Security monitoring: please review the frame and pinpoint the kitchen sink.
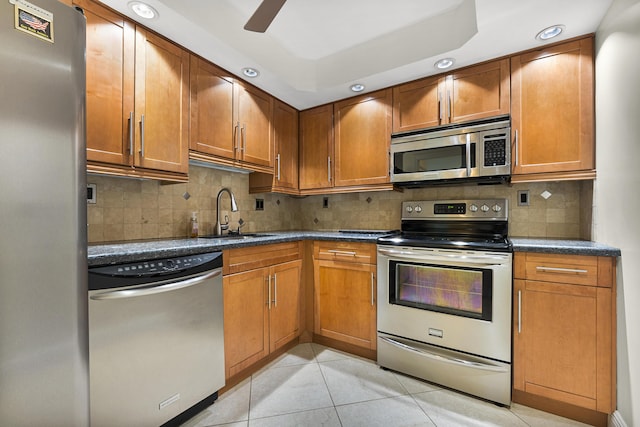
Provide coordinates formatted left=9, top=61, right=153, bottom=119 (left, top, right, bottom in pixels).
left=199, top=233, right=273, bottom=240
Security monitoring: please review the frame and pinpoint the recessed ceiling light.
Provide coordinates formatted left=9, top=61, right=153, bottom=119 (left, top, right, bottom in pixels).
left=536, top=25, right=565, bottom=41
left=350, top=83, right=365, bottom=93
left=242, top=67, right=260, bottom=78
left=128, top=1, right=158, bottom=19
left=434, top=58, right=455, bottom=70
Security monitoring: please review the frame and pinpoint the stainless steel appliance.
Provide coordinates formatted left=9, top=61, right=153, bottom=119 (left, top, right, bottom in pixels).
left=0, top=1, right=88, bottom=425
left=88, top=251, right=225, bottom=427
left=377, top=199, right=513, bottom=405
left=390, top=117, right=511, bottom=186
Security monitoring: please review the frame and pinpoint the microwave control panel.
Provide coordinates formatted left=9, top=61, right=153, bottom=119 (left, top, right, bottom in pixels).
left=483, top=137, right=508, bottom=167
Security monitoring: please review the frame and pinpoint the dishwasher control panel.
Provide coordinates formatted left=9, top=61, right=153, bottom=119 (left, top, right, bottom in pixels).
left=89, top=251, right=223, bottom=290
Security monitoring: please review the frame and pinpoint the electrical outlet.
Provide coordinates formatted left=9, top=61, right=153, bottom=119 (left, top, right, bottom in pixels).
left=255, top=199, right=264, bottom=211
left=323, top=197, right=329, bottom=208
left=517, top=190, right=529, bottom=206
left=87, top=184, right=96, bottom=204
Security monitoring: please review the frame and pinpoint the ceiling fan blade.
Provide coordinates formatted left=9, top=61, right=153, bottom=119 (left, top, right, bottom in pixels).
left=244, top=0, right=287, bottom=33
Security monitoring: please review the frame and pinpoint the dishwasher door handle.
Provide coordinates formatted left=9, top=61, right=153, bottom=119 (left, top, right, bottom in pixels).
left=90, top=269, right=222, bottom=300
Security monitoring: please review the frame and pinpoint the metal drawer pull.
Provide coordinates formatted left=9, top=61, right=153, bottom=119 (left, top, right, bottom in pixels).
left=536, top=266, right=588, bottom=274
left=379, top=336, right=508, bottom=373
left=327, top=250, right=357, bottom=256
left=90, top=269, right=221, bottom=300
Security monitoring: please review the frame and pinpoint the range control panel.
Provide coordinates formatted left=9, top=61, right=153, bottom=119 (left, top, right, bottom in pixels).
left=402, top=199, right=508, bottom=221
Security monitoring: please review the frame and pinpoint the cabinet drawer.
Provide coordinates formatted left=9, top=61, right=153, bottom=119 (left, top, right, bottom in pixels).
left=314, top=241, right=376, bottom=264
left=224, top=241, right=302, bottom=275
left=517, top=253, right=598, bottom=286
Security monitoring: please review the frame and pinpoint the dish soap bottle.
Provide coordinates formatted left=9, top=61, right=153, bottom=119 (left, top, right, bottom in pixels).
left=189, top=211, right=199, bottom=238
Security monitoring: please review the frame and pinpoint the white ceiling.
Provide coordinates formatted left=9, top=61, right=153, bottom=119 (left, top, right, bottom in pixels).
left=97, top=0, right=612, bottom=110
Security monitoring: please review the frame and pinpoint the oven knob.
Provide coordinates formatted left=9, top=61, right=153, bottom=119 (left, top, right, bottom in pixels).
left=469, top=204, right=478, bottom=212
left=492, top=204, right=502, bottom=212
left=406, top=206, right=413, bottom=213
left=415, top=206, right=422, bottom=213
left=481, top=204, right=490, bottom=212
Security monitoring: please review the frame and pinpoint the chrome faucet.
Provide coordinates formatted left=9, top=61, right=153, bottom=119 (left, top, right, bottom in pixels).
left=214, top=188, right=238, bottom=235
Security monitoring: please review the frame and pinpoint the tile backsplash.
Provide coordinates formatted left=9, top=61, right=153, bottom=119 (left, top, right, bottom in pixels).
left=87, top=165, right=592, bottom=243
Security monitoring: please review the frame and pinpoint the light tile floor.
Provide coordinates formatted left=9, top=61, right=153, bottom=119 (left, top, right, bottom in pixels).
left=182, top=343, right=593, bottom=427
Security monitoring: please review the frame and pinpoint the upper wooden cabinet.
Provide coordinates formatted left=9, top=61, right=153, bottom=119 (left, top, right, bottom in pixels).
left=189, top=63, right=274, bottom=173
left=299, top=90, right=393, bottom=194
left=78, top=0, right=189, bottom=180
left=510, top=37, right=595, bottom=181
left=189, top=56, right=235, bottom=160
left=392, top=59, right=510, bottom=133
left=249, top=100, right=298, bottom=194
left=299, top=104, right=334, bottom=191
left=334, top=89, right=393, bottom=187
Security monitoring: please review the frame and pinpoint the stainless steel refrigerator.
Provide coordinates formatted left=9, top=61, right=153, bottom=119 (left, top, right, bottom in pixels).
left=0, top=1, right=88, bottom=426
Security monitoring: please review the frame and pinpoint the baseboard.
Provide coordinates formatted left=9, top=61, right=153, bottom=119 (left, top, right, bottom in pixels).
left=610, top=410, right=628, bottom=427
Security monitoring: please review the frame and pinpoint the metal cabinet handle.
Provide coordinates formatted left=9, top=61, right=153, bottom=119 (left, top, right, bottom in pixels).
left=438, top=94, right=443, bottom=123
left=273, top=274, right=277, bottom=307
left=327, top=156, right=332, bottom=183
left=514, top=129, right=519, bottom=167
left=139, top=114, right=145, bottom=157
left=234, top=121, right=240, bottom=154
left=327, top=250, right=357, bottom=256
left=128, top=111, right=134, bottom=155
left=371, top=272, right=375, bottom=306
left=379, top=335, right=509, bottom=373
left=536, top=266, right=589, bottom=274
left=276, top=153, right=281, bottom=181
left=90, top=269, right=221, bottom=300
left=267, top=274, right=271, bottom=309
left=447, top=90, right=452, bottom=121
left=241, top=124, right=246, bottom=152
left=518, top=289, right=522, bottom=334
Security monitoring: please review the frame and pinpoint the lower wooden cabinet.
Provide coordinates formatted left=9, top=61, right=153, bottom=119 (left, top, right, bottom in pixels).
left=313, top=242, right=377, bottom=350
left=513, top=252, right=616, bottom=425
left=223, top=242, right=302, bottom=379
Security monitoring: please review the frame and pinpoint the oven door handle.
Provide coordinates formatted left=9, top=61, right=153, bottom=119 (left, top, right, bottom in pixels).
left=379, top=336, right=509, bottom=373
left=90, top=269, right=221, bottom=300
left=377, top=248, right=508, bottom=265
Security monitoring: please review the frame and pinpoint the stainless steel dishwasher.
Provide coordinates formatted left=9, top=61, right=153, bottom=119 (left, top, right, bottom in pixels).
left=88, top=251, right=224, bottom=427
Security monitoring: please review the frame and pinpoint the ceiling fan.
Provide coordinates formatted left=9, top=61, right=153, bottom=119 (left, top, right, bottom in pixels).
left=244, top=0, right=287, bottom=33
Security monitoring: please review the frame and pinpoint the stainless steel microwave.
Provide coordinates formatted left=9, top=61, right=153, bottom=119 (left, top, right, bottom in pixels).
left=390, top=117, right=511, bottom=186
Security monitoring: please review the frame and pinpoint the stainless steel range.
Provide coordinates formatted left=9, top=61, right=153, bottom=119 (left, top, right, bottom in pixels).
left=377, top=199, right=512, bottom=406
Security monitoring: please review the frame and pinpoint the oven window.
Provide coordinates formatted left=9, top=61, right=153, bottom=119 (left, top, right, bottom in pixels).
left=389, top=261, right=492, bottom=321
left=393, top=144, right=476, bottom=174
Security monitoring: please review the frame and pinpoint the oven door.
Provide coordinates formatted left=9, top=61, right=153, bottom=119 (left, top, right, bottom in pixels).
left=377, top=245, right=512, bottom=363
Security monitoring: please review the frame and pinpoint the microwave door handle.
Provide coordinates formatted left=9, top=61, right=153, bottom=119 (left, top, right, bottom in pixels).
left=466, top=133, right=472, bottom=176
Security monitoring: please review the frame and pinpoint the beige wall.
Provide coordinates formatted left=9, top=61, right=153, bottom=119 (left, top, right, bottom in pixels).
left=88, top=165, right=592, bottom=243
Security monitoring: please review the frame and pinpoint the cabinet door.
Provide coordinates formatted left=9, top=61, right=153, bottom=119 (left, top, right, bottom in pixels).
left=78, top=0, right=134, bottom=165
left=513, top=279, right=611, bottom=411
left=314, top=260, right=376, bottom=350
left=334, top=89, right=392, bottom=187
left=272, top=100, right=299, bottom=192
left=511, top=38, right=594, bottom=177
left=189, top=56, right=235, bottom=159
left=392, top=75, right=442, bottom=133
left=235, top=83, right=273, bottom=167
left=269, top=260, right=302, bottom=352
left=446, top=59, right=510, bottom=124
left=223, top=268, right=269, bottom=379
left=299, top=104, right=334, bottom=190
left=134, top=28, right=190, bottom=174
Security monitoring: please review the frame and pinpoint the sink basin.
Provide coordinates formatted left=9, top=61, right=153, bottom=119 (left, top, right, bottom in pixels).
left=199, top=233, right=273, bottom=240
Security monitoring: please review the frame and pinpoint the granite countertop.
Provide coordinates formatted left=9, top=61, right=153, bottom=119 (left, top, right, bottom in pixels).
left=510, top=237, right=621, bottom=257
left=88, top=231, right=621, bottom=266
left=88, top=230, right=395, bottom=266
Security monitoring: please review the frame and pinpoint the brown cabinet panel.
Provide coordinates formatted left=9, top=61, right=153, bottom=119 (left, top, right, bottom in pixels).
left=334, top=89, right=392, bottom=187
left=392, top=76, right=441, bottom=133
left=189, top=56, right=235, bottom=159
left=134, top=29, right=190, bottom=174
left=269, top=260, right=302, bottom=352
left=78, top=0, right=134, bottom=165
left=235, top=83, right=273, bottom=167
left=511, top=37, right=594, bottom=178
left=513, top=252, right=615, bottom=421
left=299, top=104, right=334, bottom=190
